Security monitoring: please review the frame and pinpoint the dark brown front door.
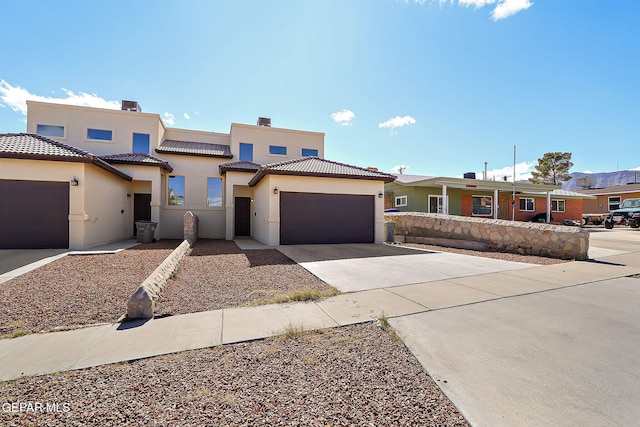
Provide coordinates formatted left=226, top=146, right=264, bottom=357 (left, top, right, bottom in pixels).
left=280, top=192, right=374, bottom=245
left=133, top=193, right=152, bottom=236
left=235, top=197, right=251, bottom=237
left=0, top=180, right=69, bottom=249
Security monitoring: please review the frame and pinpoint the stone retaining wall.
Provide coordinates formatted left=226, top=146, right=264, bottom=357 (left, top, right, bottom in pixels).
left=127, top=239, right=191, bottom=319
left=385, top=212, right=589, bottom=260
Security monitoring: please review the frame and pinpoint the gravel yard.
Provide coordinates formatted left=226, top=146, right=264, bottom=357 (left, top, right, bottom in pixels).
left=0, top=323, right=469, bottom=426
left=157, top=240, right=334, bottom=315
left=0, top=241, right=180, bottom=338
left=401, top=243, right=569, bottom=265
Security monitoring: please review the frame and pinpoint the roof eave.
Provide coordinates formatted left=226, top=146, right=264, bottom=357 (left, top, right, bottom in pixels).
left=248, top=169, right=395, bottom=187
left=154, top=148, right=233, bottom=159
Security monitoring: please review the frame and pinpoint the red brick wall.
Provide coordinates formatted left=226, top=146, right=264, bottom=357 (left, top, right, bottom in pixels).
left=461, top=195, right=583, bottom=223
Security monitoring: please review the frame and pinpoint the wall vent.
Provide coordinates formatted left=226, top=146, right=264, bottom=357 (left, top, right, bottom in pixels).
left=257, top=117, right=271, bottom=127
left=122, top=100, right=142, bottom=112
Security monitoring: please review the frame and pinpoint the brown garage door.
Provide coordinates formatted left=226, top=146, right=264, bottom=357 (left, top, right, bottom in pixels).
left=280, top=192, right=374, bottom=245
left=0, top=180, right=70, bottom=249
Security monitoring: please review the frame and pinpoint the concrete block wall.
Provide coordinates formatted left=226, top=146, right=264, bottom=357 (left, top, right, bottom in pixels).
left=385, top=212, right=589, bottom=260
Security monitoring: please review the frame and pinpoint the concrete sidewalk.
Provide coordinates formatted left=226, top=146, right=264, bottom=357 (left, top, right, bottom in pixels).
left=1, top=255, right=638, bottom=383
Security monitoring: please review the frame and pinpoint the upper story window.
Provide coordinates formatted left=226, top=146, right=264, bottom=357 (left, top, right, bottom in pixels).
left=36, top=124, right=64, bottom=138
left=132, top=133, right=150, bottom=154
left=168, top=175, right=185, bottom=206
left=609, top=196, right=621, bottom=211
left=302, top=148, right=318, bottom=157
left=207, top=178, right=223, bottom=207
left=395, top=195, right=408, bottom=207
left=269, top=145, right=287, bottom=156
left=472, top=195, right=492, bottom=216
left=552, top=200, right=566, bottom=212
left=239, top=143, right=253, bottom=162
left=87, top=128, right=113, bottom=141
left=519, top=197, right=534, bottom=211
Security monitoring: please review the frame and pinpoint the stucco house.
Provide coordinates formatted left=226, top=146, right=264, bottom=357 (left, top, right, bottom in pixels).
left=385, top=174, right=592, bottom=223
left=576, top=183, right=640, bottom=215
left=0, top=100, right=394, bottom=249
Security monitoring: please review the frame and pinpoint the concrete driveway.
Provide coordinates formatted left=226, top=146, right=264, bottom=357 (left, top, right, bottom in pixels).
left=277, top=243, right=534, bottom=292
left=281, top=233, right=640, bottom=426
left=0, top=249, right=68, bottom=283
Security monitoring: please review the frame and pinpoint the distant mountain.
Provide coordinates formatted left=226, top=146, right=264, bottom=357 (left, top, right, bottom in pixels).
left=563, top=170, right=640, bottom=190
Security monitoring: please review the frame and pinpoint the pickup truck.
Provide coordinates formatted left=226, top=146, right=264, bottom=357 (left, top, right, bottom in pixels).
left=604, top=198, right=640, bottom=229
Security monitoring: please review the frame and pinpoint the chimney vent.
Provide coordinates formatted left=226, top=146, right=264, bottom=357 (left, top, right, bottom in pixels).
left=257, top=117, right=271, bottom=127
left=121, top=100, right=142, bottom=112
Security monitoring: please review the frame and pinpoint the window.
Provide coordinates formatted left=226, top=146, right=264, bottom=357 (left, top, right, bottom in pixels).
left=132, top=133, right=150, bottom=154
left=609, top=196, right=621, bottom=211
left=472, top=195, right=492, bottom=216
left=269, top=145, right=287, bottom=155
left=168, top=176, right=185, bottom=206
left=36, top=124, right=64, bottom=137
left=552, top=200, right=566, bottom=212
left=239, top=143, right=253, bottom=162
left=395, top=195, right=408, bottom=207
left=428, top=195, right=445, bottom=213
left=302, top=148, right=318, bottom=157
left=519, top=197, right=535, bottom=211
left=207, top=178, right=223, bottom=207
left=87, top=128, right=113, bottom=141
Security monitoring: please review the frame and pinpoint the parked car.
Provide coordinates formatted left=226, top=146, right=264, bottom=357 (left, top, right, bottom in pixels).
left=604, top=198, right=640, bottom=229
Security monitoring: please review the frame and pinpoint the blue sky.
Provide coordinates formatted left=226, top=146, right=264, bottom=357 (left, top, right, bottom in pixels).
left=1, top=0, right=639, bottom=179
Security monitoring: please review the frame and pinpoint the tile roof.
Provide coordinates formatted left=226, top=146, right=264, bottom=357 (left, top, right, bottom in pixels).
left=219, top=160, right=261, bottom=174
left=248, top=157, right=396, bottom=187
left=575, top=183, right=640, bottom=195
left=0, top=132, right=88, bottom=159
left=101, top=153, right=173, bottom=172
left=0, top=133, right=132, bottom=181
left=155, top=139, right=233, bottom=158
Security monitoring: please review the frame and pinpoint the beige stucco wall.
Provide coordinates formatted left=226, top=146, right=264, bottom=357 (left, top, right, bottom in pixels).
left=223, top=171, right=255, bottom=240
left=158, top=154, right=226, bottom=239
left=0, top=158, right=131, bottom=249
left=164, top=128, right=230, bottom=146
left=230, top=124, right=324, bottom=164
left=26, top=101, right=164, bottom=156
left=82, top=166, right=131, bottom=247
left=252, top=175, right=385, bottom=246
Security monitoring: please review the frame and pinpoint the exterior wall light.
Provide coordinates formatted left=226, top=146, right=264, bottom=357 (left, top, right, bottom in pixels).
left=378, top=191, right=384, bottom=198
left=273, top=187, right=279, bottom=195
left=70, top=177, right=79, bottom=186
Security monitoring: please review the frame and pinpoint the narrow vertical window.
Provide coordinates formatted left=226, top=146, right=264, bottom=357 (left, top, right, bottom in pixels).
left=132, top=133, right=150, bottom=154
left=207, top=178, right=223, bottom=207
left=168, top=176, right=185, bottom=206
left=239, top=143, right=253, bottom=162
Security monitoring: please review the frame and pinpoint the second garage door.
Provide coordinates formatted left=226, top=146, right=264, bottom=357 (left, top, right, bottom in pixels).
left=0, top=180, right=70, bottom=249
left=280, top=192, right=374, bottom=245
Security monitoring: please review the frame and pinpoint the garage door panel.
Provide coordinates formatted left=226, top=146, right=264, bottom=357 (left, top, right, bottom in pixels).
left=280, top=192, right=374, bottom=245
left=0, top=180, right=69, bottom=249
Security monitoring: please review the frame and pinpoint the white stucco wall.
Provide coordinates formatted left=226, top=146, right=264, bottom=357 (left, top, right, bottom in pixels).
left=251, top=175, right=386, bottom=246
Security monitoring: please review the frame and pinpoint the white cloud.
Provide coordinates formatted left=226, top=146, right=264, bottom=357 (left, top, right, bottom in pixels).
left=184, top=113, right=191, bottom=120
left=391, top=165, right=410, bottom=174
left=415, top=0, right=532, bottom=20
left=163, top=112, right=175, bottom=126
left=459, top=0, right=496, bottom=7
left=0, top=79, right=119, bottom=115
left=379, top=115, right=416, bottom=129
left=475, top=161, right=535, bottom=181
left=330, top=109, right=355, bottom=126
left=491, top=0, right=532, bottom=20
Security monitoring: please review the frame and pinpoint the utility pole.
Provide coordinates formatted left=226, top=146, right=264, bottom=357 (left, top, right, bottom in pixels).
left=512, top=145, right=516, bottom=221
